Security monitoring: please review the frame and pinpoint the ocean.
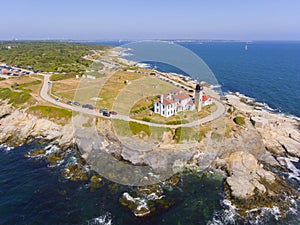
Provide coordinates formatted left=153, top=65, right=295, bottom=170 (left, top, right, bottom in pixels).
left=1, top=41, right=300, bottom=224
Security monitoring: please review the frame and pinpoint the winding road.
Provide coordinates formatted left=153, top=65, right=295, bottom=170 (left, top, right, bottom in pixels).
left=40, top=74, right=226, bottom=128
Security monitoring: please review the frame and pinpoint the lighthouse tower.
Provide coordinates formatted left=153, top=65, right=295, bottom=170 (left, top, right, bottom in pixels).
left=194, top=82, right=203, bottom=112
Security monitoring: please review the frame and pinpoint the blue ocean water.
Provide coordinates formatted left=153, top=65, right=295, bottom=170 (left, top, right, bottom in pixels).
left=180, top=41, right=300, bottom=118
left=1, top=142, right=300, bottom=225
left=0, top=143, right=225, bottom=225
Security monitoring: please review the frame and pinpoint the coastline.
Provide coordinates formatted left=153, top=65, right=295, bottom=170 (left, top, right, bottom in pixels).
left=0, top=45, right=300, bottom=223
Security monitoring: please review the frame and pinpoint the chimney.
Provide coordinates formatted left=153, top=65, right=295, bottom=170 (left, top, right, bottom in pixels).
left=160, top=94, right=164, bottom=103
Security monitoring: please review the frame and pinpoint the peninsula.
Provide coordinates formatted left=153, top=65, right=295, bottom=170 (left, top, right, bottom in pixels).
left=0, top=41, right=299, bottom=219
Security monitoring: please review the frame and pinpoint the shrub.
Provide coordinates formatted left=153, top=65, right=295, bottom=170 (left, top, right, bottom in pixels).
left=142, top=117, right=151, bottom=122
left=233, top=116, right=245, bottom=126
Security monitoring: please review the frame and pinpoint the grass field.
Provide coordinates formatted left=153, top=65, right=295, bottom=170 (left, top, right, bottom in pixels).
left=51, top=78, right=81, bottom=101
left=111, top=76, right=180, bottom=115
left=0, top=88, right=33, bottom=106
left=112, top=117, right=212, bottom=144
left=27, top=105, right=72, bottom=125
left=96, top=71, right=149, bottom=109
left=0, top=76, right=43, bottom=95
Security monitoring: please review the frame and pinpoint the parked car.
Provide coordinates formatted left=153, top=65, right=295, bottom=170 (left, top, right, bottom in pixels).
left=109, top=111, right=117, bottom=115
left=73, top=102, right=80, bottom=106
left=66, top=101, right=73, bottom=105
left=55, top=97, right=60, bottom=102
left=82, top=104, right=95, bottom=110
left=103, top=111, right=111, bottom=117
left=99, top=108, right=108, bottom=113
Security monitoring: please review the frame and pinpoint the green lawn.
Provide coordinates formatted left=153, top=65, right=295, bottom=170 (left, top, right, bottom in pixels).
left=0, top=88, right=33, bottom=105
left=27, top=105, right=72, bottom=124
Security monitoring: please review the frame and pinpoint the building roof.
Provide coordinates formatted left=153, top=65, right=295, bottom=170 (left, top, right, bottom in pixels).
left=173, top=93, right=190, bottom=101
left=156, top=96, right=175, bottom=105
left=162, top=98, right=175, bottom=105
left=169, top=89, right=182, bottom=94
left=202, top=95, right=210, bottom=101
left=187, top=101, right=194, bottom=106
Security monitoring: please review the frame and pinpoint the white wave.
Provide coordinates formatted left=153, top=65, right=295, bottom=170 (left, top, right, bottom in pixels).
left=120, top=52, right=133, bottom=57
left=45, top=145, right=60, bottom=155
left=229, top=91, right=300, bottom=120
left=210, top=84, right=222, bottom=91
left=122, top=192, right=150, bottom=217
left=87, top=212, right=112, bottom=225
left=246, top=205, right=282, bottom=224
left=285, top=158, right=300, bottom=181
left=0, top=143, right=14, bottom=151
left=136, top=63, right=150, bottom=68
left=207, top=199, right=237, bottom=225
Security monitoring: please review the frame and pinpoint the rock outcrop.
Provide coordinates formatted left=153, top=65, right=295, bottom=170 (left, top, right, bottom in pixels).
left=0, top=103, right=74, bottom=147
left=224, top=151, right=275, bottom=199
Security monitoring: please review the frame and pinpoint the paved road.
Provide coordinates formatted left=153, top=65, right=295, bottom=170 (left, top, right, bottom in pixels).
left=40, top=74, right=226, bottom=128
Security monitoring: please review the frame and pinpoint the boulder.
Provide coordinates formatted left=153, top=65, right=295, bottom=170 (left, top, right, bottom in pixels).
left=225, top=151, right=275, bottom=199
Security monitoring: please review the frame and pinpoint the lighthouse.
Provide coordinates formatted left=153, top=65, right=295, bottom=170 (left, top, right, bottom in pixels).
left=194, top=82, right=203, bottom=112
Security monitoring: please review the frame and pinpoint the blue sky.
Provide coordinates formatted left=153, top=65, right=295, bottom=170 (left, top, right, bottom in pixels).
left=1, top=0, right=300, bottom=40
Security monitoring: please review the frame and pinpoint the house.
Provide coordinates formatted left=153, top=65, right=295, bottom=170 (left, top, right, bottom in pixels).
left=154, top=89, right=194, bottom=118
left=154, top=83, right=212, bottom=118
left=154, top=94, right=177, bottom=118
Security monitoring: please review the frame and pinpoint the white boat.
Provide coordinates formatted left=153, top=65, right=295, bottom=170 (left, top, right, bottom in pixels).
left=245, top=44, right=248, bottom=50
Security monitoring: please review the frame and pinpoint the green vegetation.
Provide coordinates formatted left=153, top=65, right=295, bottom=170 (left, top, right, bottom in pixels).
left=50, top=73, right=76, bottom=81
left=0, top=77, right=6, bottom=81
left=27, top=105, right=72, bottom=124
left=233, top=116, right=245, bottom=126
left=174, top=127, right=182, bottom=143
left=0, top=42, right=110, bottom=74
left=11, top=80, right=41, bottom=90
left=166, top=120, right=188, bottom=125
left=129, top=121, right=151, bottom=136
left=0, top=88, right=32, bottom=105
left=173, top=127, right=200, bottom=143
left=224, top=124, right=232, bottom=138
left=142, top=117, right=151, bottom=122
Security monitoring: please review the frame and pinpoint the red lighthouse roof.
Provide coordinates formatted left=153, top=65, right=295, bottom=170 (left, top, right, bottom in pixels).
left=202, top=95, right=210, bottom=101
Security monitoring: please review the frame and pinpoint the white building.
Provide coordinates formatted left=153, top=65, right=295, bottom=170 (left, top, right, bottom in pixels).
left=202, top=95, right=213, bottom=106
left=154, top=89, right=194, bottom=118
left=154, top=87, right=213, bottom=118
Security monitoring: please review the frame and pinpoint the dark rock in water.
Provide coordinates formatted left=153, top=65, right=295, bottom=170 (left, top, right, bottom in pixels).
left=164, top=175, right=180, bottom=186
left=89, top=174, right=102, bottom=191
left=221, top=150, right=300, bottom=218
left=119, top=192, right=155, bottom=217
left=107, top=182, right=119, bottom=194
left=62, top=164, right=88, bottom=181
left=25, top=148, right=46, bottom=157
left=155, top=197, right=175, bottom=210
left=120, top=183, right=175, bottom=217
left=46, top=155, right=62, bottom=167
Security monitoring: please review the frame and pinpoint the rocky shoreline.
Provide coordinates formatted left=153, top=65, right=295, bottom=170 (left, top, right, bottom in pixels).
left=1, top=95, right=300, bottom=219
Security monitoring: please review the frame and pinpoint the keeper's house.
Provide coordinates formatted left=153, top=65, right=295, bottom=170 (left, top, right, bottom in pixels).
left=154, top=89, right=195, bottom=118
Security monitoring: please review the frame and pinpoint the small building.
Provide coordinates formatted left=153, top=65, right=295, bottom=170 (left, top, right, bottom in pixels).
left=202, top=95, right=213, bottom=106
left=250, top=116, right=268, bottom=128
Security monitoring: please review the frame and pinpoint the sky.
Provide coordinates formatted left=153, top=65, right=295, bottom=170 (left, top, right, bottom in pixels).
left=1, top=0, right=300, bottom=40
